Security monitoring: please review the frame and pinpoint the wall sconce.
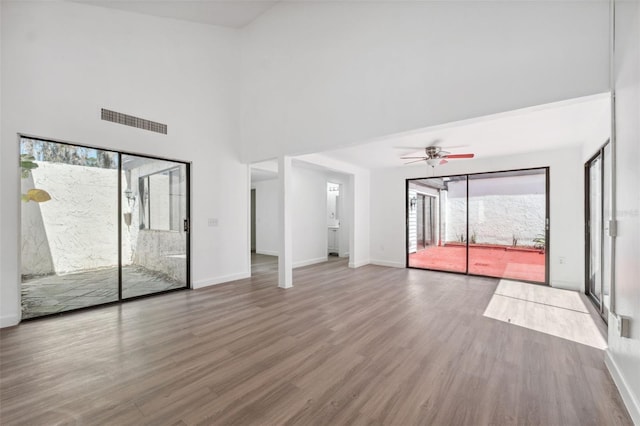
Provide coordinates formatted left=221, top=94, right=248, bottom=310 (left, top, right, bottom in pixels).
left=124, top=188, right=136, bottom=208
left=409, top=196, right=417, bottom=210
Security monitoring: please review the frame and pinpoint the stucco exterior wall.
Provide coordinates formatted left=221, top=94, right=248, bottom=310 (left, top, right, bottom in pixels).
left=21, top=162, right=123, bottom=275
left=446, top=194, right=546, bottom=246
left=21, top=161, right=187, bottom=279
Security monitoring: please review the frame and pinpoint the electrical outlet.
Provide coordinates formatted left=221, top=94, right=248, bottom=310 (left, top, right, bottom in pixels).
left=208, top=218, right=218, bottom=227
left=558, top=257, right=566, bottom=265
left=617, top=316, right=631, bottom=338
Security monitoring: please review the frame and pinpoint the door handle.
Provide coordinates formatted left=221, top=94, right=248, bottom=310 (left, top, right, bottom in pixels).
left=184, top=219, right=190, bottom=232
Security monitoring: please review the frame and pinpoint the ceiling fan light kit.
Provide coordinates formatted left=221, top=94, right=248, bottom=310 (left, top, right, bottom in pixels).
left=401, top=146, right=475, bottom=168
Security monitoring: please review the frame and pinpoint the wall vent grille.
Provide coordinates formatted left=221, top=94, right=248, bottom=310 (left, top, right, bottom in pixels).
left=101, top=108, right=167, bottom=135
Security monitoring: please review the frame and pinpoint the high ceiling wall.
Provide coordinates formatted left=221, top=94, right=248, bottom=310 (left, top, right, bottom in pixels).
left=240, top=1, right=610, bottom=162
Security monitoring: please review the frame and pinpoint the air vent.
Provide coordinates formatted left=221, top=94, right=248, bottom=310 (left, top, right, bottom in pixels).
left=101, top=108, right=167, bottom=135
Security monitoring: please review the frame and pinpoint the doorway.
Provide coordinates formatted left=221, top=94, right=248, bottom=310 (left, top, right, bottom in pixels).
left=20, top=137, right=190, bottom=319
left=585, top=142, right=611, bottom=321
left=327, top=182, right=341, bottom=256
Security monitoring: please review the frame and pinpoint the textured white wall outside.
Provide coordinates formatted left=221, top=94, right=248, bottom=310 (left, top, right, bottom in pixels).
left=445, top=195, right=546, bottom=246
left=22, top=162, right=122, bottom=275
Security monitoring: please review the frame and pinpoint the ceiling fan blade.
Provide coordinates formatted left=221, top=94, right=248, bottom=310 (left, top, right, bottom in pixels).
left=404, top=158, right=426, bottom=165
left=443, top=153, right=475, bottom=159
left=439, top=159, right=448, bottom=165
left=400, top=156, right=428, bottom=159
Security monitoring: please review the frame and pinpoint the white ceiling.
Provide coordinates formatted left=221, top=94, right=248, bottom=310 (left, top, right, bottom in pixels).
left=72, top=0, right=279, bottom=28
left=320, top=94, right=611, bottom=170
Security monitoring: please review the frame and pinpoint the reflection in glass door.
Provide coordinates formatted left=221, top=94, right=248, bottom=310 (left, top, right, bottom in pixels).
left=407, top=177, right=467, bottom=273
left=20, top=138, right=120, bottom=318
left=121, top=155, right=189, bottom=299
left=20, top=137, right=190, bottom=319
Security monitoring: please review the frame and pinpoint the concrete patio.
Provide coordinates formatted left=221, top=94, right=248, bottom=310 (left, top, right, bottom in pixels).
left=22, top=265, right=185, bottom=319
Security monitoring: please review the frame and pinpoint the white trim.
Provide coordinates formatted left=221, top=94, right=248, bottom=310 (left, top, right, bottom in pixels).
left=193, top=272, right=251, bottom=289
left=256, top=250, right=278, bottom=256
left=293, top=257, right=328, bottom=268
left=348, top=260, right=370, bottom=268
left=549, top=280, right=581, bottom=291
left=1, top=314, right=20, bottom=328
left=370, top=259, right=405, bottom=268
left=606, top=350, right=640, bottom=425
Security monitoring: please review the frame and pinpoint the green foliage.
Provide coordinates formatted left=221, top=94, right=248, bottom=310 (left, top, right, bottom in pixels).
left=20, top=154, right=51, bottom=203
left=20, top=154, right=38, bottom=178
left=533, top=233, right=546, bottom=251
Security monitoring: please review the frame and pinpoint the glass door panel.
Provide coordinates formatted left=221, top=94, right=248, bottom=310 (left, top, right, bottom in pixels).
left=467, top=170, right=547, bottom=283
left=588, top=155, right=603, bottom=302
left=121, top=155, right=189, bottom=299
left=408, top=177, right=467, bottom=273
left=20, top=138, right=119, bottom=319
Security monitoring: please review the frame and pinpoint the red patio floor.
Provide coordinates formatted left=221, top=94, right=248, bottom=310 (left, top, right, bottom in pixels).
left=408, top=244, right=545, bottom=283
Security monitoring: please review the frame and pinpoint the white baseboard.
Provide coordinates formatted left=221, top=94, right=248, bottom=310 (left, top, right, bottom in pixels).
left=256, top=250, right=278, bottom=256
left=193, top=271, right=251, bottom=289
left=549, top=280, right=580, bottom=291
left=1, top=314, right=20, bottom=328
left=606, top=350, right=640, bottom=425
left=348, top=259, right=370, bottom=268
left=293, top=257, right=328, bottom=268
left=370, top=259, right=405, bottom=268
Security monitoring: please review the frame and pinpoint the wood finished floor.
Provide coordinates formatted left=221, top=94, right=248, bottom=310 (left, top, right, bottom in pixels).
left=0, top=259, right=632, bottom=425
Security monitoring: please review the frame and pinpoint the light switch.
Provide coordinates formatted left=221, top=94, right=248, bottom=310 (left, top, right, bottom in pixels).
left=208, top=218, right=218, bottom=227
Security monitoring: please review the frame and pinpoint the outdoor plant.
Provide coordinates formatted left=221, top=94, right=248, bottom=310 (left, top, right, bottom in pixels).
left=533, top=233, right=546, bottom=252
left=512, top=234, right=519, bottom=247
left=20, top=154, right=51, bottom=203
left=470, top=231, right=477, bottom=245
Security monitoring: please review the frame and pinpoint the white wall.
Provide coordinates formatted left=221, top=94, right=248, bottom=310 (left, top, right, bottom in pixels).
left=291, top=165, right=330, bottom=267
left=370, top=147, right=584, bottom=290
left=1, top=1, right=248, bottom=326
left=606, top=1, right=640, bottom=423
left=254, top=178, right=279, bottom=256
left=253, top=164, right=352, bottom=267
left=240, top=1, right=609, bottom=162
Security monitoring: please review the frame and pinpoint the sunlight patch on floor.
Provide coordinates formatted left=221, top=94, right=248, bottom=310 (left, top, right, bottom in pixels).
left=483, top=279, right=607, bottom=349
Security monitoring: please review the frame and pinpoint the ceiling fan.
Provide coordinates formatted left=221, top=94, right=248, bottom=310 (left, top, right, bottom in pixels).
left=401, top=146, right=475, bottom=167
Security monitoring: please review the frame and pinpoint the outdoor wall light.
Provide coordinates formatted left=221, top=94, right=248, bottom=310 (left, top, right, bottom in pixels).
left=409, top=196, right=417, bottom=210
left=124, top=188, right=136, bottom=207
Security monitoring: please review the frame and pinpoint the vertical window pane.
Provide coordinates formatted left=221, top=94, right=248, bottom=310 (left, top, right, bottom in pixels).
left=408, top=177, right=467, bottom=273
left=122, top=155, right=188, bottom=299
left=467, top=170, right=546, bottom=282
left=20, top=138, right=119, bottom=318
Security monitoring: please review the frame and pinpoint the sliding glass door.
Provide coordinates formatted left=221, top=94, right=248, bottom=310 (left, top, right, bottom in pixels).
left=20, top=137, right=190, bottom=319
left=407, top=168, right=548, bottom=284
left=121, top=155, right=189, bottom=299
left=407, top=177, right=467, bottom=273
left=467, top=170, right=547, bottom=282
left=585, top=143, right=611, bottom=320
left=20, top=139, right=120, bottom=318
